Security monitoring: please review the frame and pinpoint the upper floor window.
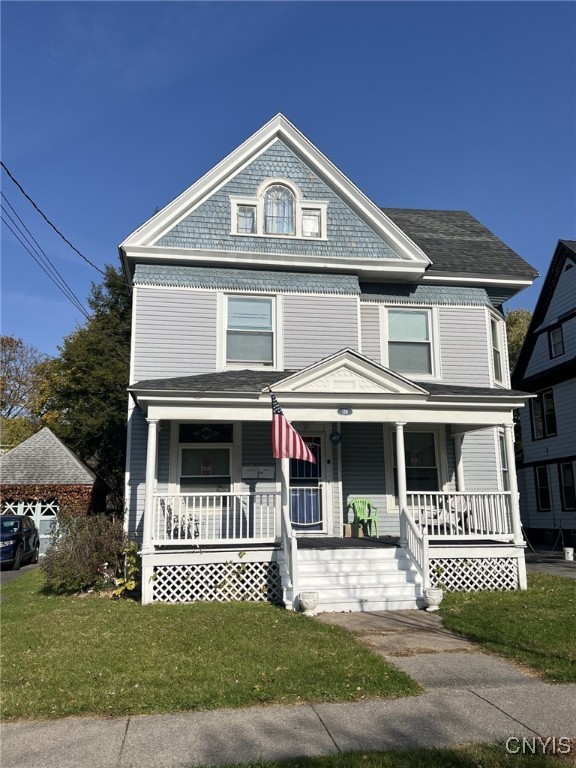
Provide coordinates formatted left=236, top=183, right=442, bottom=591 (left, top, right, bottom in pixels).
left=230, top=180, right=327, bottom=239
left=264, top=185, right=295, bottom=235
left=490, top=317, right=503, bottom=384
left=388, top=309, right=432, bottom=376
left=226, top=296, right=274, bottom=365
left=548, top=326, right=564, bottom=358
left=530, top=389, right=557, bottom=440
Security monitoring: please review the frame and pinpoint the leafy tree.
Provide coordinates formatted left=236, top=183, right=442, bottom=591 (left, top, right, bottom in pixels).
left=0, top=336, right=45, bottom=450
left=32, top=266, right=131, bottom=512
left=505, top=308, right=532, bottom=372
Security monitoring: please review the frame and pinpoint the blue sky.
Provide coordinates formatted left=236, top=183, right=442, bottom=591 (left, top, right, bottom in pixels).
left=1, top=1, right=575, bottom=357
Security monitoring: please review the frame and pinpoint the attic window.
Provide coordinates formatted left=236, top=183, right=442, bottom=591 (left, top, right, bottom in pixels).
left=230, top=181, right=327, bottom=239
left=264, top=185, right=295, bottom=235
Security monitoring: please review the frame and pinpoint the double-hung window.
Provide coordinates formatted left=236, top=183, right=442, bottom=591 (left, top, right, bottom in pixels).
left=388, top=309, right=432, bottom=376
left=560, top=462, right=576, bottom=510
left=549, top=326, right=565, bottom=358
left=499, top=433, right=510, bottom=492
left=490, top=317, right=503, bottom=384
left=535, top=465, right=551, bottom=511
left=226, top=296, right=274, bottom=365
left=531, top=389, right=557, bottom=439
left=393, top=431, right=439, bottom=492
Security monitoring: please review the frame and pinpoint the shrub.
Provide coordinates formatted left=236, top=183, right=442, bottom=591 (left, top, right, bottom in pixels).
left=41, top=515, right=127, bottom=594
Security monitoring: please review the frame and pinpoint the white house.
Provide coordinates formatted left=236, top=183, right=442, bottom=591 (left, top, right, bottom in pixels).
left=119, top=115, right=538, bottom=609
left=513, top=240, right=576, bottom=548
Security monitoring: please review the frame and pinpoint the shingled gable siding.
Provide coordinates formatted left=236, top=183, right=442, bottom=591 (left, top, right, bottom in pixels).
left=133, top=287, right=217, bottom=381
left=438, top=306, right=491, bottom=386
left=283, top=294, right=359, bottom=369
left=154, top=140, right=400, bottom=261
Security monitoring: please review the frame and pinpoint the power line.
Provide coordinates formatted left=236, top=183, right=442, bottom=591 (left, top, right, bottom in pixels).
left=1, top=160, right=106, bottom=276
left=1, top=193, right=91, bottom=319
left=1, top=212, right=130, bottom=366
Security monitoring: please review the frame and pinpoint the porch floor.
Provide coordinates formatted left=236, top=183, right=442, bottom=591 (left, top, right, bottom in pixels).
left=296, top=536, right=400, bottom=549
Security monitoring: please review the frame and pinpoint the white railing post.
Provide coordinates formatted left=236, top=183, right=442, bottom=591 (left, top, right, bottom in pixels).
left=395, top=422, right=408, bottom=547
left=504, top=423, right=524, bottom=546
left=141, top=418, right=159, bottom=554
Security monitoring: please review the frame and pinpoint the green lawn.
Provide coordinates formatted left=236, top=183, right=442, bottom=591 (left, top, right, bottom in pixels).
left=194, top=744, right=571, bottom=768
left=0, top=570, right=419, bottom=721
left=440, top=573, right=576, bottom=683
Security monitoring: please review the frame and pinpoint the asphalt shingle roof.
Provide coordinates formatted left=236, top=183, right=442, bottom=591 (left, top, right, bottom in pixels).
left=130, top=369, right=527, bottom=399
left=0, top=428, right=96, bottom=486
left=381, top=208, right=539, bottom=279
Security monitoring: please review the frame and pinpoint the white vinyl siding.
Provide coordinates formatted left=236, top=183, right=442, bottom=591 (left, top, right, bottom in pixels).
left=133, top=287, right=217, bottom=381
left=283, top=295, right=358, bottom=369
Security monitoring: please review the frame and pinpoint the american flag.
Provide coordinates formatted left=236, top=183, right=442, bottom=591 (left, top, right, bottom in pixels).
left=270, top=392, right=316, bottom=463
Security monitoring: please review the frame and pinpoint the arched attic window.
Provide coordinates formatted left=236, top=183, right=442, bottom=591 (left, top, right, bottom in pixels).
left=264, top=184, right=295, bottom=235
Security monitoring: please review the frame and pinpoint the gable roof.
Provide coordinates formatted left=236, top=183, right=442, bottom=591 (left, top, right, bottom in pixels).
left=0, top=427, right=96, bottom=486
left=512, top=239, right=576, bottom=388
left=120, top=114, right=431, bottom=278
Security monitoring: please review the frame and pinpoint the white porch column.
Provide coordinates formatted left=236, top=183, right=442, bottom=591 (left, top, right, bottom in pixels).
left=395, top=422, right=408, bottom=546
left=504, top=423, right=524, bottom=549
left=453, top=433, right=466, bottom=491
left=280, top=457, right=290, bottom=529
left=141, top=418, right=159, bottom=555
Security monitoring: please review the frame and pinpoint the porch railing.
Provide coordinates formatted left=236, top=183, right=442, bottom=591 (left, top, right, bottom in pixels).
left=407, top=492, right=513, bottom=541
left=152, top=493, right=280, bottom=545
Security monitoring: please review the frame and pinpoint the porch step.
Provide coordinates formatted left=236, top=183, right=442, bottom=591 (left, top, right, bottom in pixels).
left=287, top=544, right=423, bottom=613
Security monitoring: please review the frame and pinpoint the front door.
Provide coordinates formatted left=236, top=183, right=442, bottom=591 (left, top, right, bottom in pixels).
left=289, top=436, right=325, bottom=533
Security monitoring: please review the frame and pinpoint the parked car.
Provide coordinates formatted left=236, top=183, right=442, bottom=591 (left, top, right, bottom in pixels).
left=0, top=515, right=40, bottom=570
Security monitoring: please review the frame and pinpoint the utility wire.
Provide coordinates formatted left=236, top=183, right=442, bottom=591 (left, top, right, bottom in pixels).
left=1, top=213, right=130, bottom=366
left=1, top=160, right=106, bottom=276
left=1, top=194, right=91, bottom=319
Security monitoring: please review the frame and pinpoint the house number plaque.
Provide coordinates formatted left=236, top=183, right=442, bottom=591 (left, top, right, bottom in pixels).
left=337, top=408, right=353, bottom=416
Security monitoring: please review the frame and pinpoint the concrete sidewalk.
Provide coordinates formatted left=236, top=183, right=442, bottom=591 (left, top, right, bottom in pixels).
left=2, top=607, right=575, bottom=768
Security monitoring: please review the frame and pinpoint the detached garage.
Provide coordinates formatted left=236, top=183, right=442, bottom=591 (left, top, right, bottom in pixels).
left=0, top=427, right=105, bottom=554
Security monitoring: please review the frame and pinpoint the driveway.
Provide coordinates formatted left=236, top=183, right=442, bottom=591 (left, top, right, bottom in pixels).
left=0, top=562, right=39, bottom=587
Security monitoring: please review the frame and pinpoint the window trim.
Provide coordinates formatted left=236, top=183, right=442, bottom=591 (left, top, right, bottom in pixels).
left=530, top=389, right=557, bottom=440
left=381, top=306, right=440, bottom=379
left=490, top=314, right=505, bottom=385
left=548, top=325, right=565, bottom=359
left=534, top=464, right=551, bottom=511
left=559, top=461, right=576, bottom=511
left=384, top=425, right=449, bottom=510
left=217, top=293, right=283, bottom=370
left=230, top=179, right=328, bottom=240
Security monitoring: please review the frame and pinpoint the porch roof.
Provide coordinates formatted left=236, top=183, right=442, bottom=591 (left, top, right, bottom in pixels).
left=129, top=368, right=528, bottom=400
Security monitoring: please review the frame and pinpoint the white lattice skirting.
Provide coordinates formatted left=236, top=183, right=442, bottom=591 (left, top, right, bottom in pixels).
left=152, top=561, right=283, bottom=604
left=429, top=556, right=520, bottom=591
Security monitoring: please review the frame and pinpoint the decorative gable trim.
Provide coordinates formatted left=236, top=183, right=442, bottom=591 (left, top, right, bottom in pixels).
left=120, top=114, right=430, bottom=270
left=271, top=348, right=429, bottom=396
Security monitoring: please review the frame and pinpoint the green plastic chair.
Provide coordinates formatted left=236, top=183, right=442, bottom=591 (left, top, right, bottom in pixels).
left=348, top=498, right=379, bottom=538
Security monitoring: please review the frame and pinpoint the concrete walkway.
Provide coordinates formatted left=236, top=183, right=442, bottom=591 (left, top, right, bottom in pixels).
left=2, top=554, right=574, bottom=767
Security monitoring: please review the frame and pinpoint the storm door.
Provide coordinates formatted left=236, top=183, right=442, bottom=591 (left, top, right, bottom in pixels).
left=289, top=436, right=325, bottom=533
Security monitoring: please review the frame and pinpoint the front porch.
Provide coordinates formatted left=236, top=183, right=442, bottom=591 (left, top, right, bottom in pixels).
left=139, top=489, right=526, bottom=606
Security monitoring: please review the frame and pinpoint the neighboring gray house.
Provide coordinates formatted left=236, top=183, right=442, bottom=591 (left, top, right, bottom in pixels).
left=0, top=427, right=102, bottom=554
left=512, top=240, right=576, bottom=547
left=120, top=114, right=538, bottom=609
